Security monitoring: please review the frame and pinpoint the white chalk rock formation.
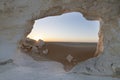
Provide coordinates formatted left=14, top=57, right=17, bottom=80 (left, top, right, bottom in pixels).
left=42, top=49, right=48, bottom=55
left=31, top=46, right=39, bottom=53
left=36, top=39, right=45, bottom=48
left=20, top=38, right=47, bottom=55
left=0, top=0, right=120, bottom=77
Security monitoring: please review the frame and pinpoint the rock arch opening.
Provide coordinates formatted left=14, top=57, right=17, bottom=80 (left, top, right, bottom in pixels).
left=0, top=0, right=120, bottom=78
left=20, top=12, right=100, bottom=71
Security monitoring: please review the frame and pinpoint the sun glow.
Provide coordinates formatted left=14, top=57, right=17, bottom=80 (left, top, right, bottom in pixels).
left=27, top=33, right=44, bottom=41
left=27, top=33, right=98, bottom=42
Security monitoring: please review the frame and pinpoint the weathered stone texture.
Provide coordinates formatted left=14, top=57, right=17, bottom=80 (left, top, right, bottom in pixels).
left=0, top=0, right=120, bottom=76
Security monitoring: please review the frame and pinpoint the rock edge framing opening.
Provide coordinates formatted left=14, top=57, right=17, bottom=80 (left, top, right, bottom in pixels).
left=0, top=0, right=120, bottom=76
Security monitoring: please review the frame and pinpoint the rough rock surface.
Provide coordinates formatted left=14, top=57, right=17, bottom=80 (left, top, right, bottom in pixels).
left=0, top=0, right=120, bottom=78
left=20, top=38, right=47, bottom=54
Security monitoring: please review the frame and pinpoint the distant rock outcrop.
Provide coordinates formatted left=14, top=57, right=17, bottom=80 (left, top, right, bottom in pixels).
left=20, top=38, right=48, bottom=56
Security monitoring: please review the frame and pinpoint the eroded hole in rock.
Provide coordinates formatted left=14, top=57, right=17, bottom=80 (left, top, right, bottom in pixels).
left=20, top=12, right=100, bottom=71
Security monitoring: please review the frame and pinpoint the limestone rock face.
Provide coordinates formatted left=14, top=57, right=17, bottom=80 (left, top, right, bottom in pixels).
left=20, top=38, right=48, bottom=55
left=0, top=0, right=120, bottom=76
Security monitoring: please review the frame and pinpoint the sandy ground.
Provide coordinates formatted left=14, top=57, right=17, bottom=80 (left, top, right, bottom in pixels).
left=45, top=42, right=97, bottom=71
left=27, top=42, right=97, bottom=71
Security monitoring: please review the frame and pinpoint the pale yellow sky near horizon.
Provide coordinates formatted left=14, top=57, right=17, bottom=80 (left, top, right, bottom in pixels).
left=28, top=31, right=98, bottom=42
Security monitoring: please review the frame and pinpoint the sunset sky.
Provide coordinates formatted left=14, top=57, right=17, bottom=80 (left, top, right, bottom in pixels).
left=27, top=12, right=100, bottom=42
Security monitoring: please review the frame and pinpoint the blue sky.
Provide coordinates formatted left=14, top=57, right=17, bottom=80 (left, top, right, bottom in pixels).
left=27, top=12, right=100, bottom=42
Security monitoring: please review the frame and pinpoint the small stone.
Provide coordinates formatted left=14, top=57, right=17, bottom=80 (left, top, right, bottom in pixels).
left=31, top=46, right=39, bottom=53
left=36, top=39, right=45, bottom=48
left=66, top=54, right=73, bottom=63
left=42, top=49, right=48, bottom=55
